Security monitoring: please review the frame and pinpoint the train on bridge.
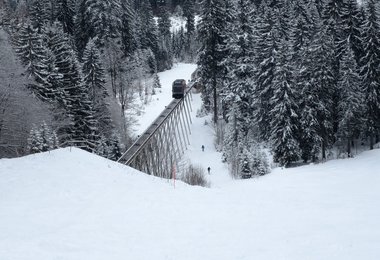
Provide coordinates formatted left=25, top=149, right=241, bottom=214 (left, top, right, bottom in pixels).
left=172, top=79, right=187, bottom=99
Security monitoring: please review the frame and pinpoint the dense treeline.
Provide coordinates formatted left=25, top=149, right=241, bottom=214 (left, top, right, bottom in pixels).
left=197, top=0, right=380, bottom=175
left=2, top=0, right=378, bottom=179
left=0, top=0, right=198, bottom=158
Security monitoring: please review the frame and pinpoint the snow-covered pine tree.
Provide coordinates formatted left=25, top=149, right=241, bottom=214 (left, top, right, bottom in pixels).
left=158, top=6, right=171, bottom=37
left=269, top=38, right=300, bottom=167
left=1, top=28, right=54, bottom=158
left=291, top=0, right=317, bottom=68
left=44, top=24, right=99, bottom=149
left=183, top=0, right=195, bottom=60
left=82, top=39, right=107, bottom=103
left=55, top=0, right=75, bottom=35
left=120, top=0, right=138, bottom=57
left=70, top=83, right=100, bottom=152
left=173, top=27, right=186, bottom=60
left=300, top=21, right=335, bottom=160
left=197, top=0, right=232, bottom=123
left=250, top=144, right=270, bottom=176
left=12, top=22, right=56, bottom=102
left=96, top=136, right=108, bottom=157
left=27, top=126, right=43, bottom=154
left=297, top=49, right=322, bottom=162
left=336, top=42, right=364, bottom=157
left=138, top=0, right=159, bottom=68
left=39, top=121, right=59, bottom=151
left=360, top=0, right=380, bottom=149
left=252, top=3, right=279, bottom=141
left=82, top=38, right=113, bottom=138
left=27, top=122, right=58, bottom=153
left=74, top=0, right=92, bottom=58
left=75, top=0, right=122, bottom=57
left=322, top=0, right=347, bottom=61
left=341, top=0, right=364, bottom=67
left=95, top=132, right=122, bottom=160
left=157, top=6, right=173, bottom=71
left=106, top=132, right=122, bottom=161
left=322, top=0, right=348, bottom=135
left=293, top=2, right=323, bottom=162
left=153, top=73, right=161, bottom=89
left=29, top=0, right=51, bottom=32
left=222, top=0, right=254, bottom=145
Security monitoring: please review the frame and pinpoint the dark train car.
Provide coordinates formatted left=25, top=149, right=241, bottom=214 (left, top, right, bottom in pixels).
left=172, top=79, right=186, bottom=99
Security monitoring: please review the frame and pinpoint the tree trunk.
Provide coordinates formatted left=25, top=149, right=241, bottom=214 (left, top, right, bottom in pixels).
left=213, top=84, right=217, bottom=124
left=370, top=134, right=374, bottom=150
left=347, top=138, right=351, bottom=158
left=322, top=138, right=326, bottom=160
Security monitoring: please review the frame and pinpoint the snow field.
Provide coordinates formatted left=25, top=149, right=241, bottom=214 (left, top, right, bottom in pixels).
left=1, top=63, right=380, bottom=259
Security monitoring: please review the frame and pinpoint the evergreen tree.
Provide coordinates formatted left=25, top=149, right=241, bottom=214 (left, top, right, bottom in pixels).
left=29, top=0, right=51, bottom=32
left=45, top=24, right=100, bottom=149
left=106, top=132, right=122, bottom=160
left=138, top=0, right=159, bottom=58
left=39, top=121, right=59, bottom=151
left=55, top=0, right=75, bottom=35
left=27, top=125, right=43, bottom=154
left=89, top=0, right=122, bottom=46
left=322, top=0, right=346, bottom=136
left=299, top=22, right=335, bottom=160
left=322, top=0, right=347, bottom=60
left=27, top=122, right=59, bottom=153
left=250, top=144, right=270, bottom=176
left=120, top=0, right=139, bottom=56
left=74, top=0, right=93, bottom=58
left=75, top=0, right=122, bottom=57
left=82, top=39, right=107, bottom=106
left=197, top=0, right=231, bottom=123
left=341, top=0, right=364, bottom=66
left=360, top=0, right=380, bottom=149
left=13, top=23, right=46, bottom=79
left=297, top=50, right=322, bottom=162
left=269, top=38, right=300, bottom=167
left=158, top=6, right=171, bottom=37
left=82, top=38, right=113, bottom=137
left=183, top=0, right=195, bottom=59
left=13, top=23, right=58, bottom=101
left=223, top=0, right=254, bottom=141
left=337, top=43, right=364, bottom=157
left=252, top=4, right=279, bottom=141
left=153, top=73, right=162, bottom=88
left=157, top=6, right=173, bottom=71
left=291, top=0, right=318, bottom=66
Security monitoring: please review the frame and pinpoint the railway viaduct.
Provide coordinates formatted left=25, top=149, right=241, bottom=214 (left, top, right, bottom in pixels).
left=117, top=82, right=196, bottom=178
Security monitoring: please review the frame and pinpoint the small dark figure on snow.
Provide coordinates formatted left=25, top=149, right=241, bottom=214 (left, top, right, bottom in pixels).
left=207, top=167, right=211, bottom=174
left=201, top=145, right=205, bottom=152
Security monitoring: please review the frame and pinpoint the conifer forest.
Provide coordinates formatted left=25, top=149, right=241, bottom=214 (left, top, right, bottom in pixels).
left=1, top=0, right=379, bottom=174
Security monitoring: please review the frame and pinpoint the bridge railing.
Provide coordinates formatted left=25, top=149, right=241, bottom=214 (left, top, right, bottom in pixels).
left=117, top=82, right=194, bottom=178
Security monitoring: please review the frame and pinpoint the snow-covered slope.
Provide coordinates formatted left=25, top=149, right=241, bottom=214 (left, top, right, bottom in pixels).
left=1, top=147, right=380, bottom=260
left=1, top=63, right=380, bottom=259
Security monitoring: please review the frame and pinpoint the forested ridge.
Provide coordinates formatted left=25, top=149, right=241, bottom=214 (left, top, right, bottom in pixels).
left=0, top=0, right=198, bottom=159
left=1, top=0, right=380, bottom=178
left=197, top=0, right=380, bottom=176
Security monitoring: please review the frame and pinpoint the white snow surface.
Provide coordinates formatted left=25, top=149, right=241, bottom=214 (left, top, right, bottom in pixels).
left=1, top=63, right=380, bottom=260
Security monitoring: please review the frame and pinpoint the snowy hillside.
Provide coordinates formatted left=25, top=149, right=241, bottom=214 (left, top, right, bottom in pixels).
left=1, top=147, right=380, bottom=260
left=1, top=64, right=380, bottom=259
